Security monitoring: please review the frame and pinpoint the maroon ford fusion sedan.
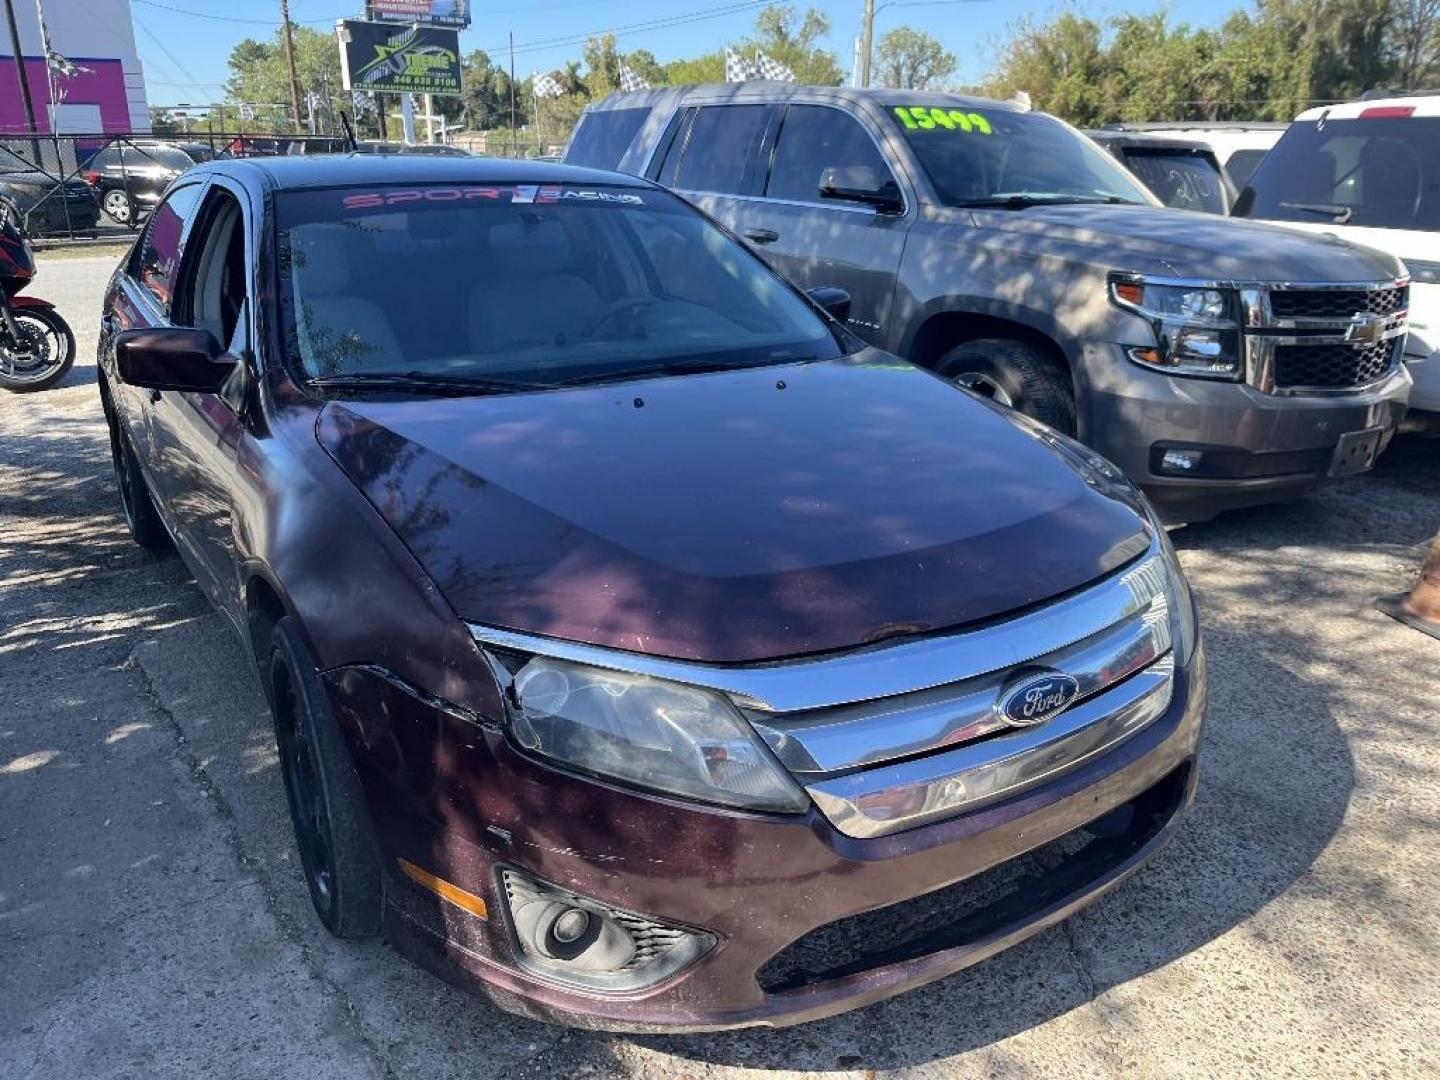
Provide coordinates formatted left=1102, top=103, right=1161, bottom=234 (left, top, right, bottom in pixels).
left=98, top=156, right=1205, bottom=1031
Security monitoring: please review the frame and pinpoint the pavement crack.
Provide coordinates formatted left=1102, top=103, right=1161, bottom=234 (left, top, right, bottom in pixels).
left=1061, top=918, right=1098, bottom=1002
left=126, top=653, right=402, bottom=1080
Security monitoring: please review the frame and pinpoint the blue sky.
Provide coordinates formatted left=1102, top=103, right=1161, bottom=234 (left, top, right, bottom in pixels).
left=135, top=0, right=1234, bottom=106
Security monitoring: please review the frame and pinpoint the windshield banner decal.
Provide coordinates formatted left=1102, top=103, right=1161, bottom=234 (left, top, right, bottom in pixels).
left=892, top=106, right=993, bottom=134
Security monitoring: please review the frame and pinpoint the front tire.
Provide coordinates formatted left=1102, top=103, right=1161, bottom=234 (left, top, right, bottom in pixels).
left=0, top=307, right=76, bottom=392
left=268, top=616, right=383, bottom=939
left=106, top=413, right=170, bottom=549
left=938, top=338, right=1077, bottom=435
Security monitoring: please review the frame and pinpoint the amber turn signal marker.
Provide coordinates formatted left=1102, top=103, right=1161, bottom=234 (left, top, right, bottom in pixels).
left=398, top=858, right=489, bottom=919
left=1114, top=281, right=1144, bottom=306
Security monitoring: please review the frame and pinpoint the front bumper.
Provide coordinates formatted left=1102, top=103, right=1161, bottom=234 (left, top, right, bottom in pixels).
left=1400, top=346, right=1440, bottom=431
left=323, top=637, right=1205, bottom=1032
left=1080, top=344, right=1411, bottom=521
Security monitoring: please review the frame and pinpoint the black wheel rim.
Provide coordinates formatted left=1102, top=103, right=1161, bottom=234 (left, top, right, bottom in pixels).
left=274, top=666, right=336, bottom=912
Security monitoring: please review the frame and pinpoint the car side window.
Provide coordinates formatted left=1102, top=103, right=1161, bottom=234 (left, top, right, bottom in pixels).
left=566, top=107, right=650, bottom=170
left=669, top=105, right=769, bottom=195
left=132, top=183, right=204, bottom=315
left=174, top=188, right=248, bottom=355
left=766, top=105, right=896, bottom=205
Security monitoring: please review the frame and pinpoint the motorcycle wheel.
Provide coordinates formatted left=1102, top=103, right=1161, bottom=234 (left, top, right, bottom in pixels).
left=0, top=307, right=77, bottom=392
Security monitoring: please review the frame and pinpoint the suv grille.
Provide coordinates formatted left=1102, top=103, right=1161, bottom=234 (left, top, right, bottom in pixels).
left=1273, top=340, right=1396, bottom=390
left=1269, top=285, right=1407, bottom=320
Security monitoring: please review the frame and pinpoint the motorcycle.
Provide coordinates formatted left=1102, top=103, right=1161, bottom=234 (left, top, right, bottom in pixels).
left=0, top=197, right=76, bottom=392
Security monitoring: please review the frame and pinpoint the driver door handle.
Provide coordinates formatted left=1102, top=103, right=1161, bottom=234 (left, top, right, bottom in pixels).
left=744, top=228, right=780, bottom=245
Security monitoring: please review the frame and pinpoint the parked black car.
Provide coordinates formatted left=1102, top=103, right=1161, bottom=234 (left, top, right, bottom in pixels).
left=83, top=142, right=196, bottom=224
left=1085, top=131, right=1235, bottom=214
left=0, top=158, right=99, bottom=235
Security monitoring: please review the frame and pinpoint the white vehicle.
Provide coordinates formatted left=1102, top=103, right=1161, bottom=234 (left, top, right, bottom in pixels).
left=1235, top=95, right=1440, bottom=434
left=1103, top=123, right=1288, bottom=189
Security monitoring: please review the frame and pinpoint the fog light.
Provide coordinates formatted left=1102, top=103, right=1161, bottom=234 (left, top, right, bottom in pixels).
left=1160, top=449, right=1203, bottom=474
left=500, top=869, right=714, bottom=991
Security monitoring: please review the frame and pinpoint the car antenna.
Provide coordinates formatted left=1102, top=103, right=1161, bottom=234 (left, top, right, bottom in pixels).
left=339, top=111, right=358, bottom=153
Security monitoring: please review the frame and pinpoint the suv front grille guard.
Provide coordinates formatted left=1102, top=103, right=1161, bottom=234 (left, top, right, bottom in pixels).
left=1240, top=280, right=1409, bottom=396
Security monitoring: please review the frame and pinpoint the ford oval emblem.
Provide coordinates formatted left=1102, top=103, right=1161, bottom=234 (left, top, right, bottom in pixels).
left=998, top=671, right=1081, bottom=728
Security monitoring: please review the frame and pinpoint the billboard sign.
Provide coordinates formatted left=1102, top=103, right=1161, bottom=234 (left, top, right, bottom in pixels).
left=338, top=21, right=462, bottom=96
left=366, top=1, right=470, bottom=29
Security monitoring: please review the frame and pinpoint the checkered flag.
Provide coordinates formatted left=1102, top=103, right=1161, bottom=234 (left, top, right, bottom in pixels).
left=618, top=60, right=651, bottom=93
left=725, top=47, right=758, bottom=82
left=532, top=72, right=567, bottom=99
left=753, top=50, right=796, bottom=82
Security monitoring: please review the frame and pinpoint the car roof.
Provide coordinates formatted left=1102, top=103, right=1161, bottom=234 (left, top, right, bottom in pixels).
left=1296, top=93, right=1440, bottom=120
left=202, top=154, right=649, bottom=192
left=587, top=83, right=1025, bottom=116
left=1085, top=130, right=1218, bottom=153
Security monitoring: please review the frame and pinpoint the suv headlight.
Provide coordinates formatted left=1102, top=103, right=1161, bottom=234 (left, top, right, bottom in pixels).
left=1110, top=276, right=1243, bottom=380
left=490, top=653, right=810, bottom=814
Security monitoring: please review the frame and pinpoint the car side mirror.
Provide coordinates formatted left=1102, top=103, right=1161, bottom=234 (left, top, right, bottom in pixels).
left=114, top=326, right=236, bottom=393
left=819, top=166, right=903, bottom=213
left=806, top=286, right=852, bottom=324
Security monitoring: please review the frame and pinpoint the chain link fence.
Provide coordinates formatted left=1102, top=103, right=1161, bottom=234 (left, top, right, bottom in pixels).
left=0, top=132, right=488, bottom=247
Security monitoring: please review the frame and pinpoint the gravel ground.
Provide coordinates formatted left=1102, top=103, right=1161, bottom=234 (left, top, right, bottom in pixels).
left=2, top=254, right=1438, bottom=1079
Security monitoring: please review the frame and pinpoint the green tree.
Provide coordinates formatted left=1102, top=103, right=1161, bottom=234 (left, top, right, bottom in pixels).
left=982, top=14, right=1112, bottom=125
left=874, top=26, right=956, bottom=89
left=743, top=5, right=845, bottom=84
left=224, top=26, right=342, bottom=130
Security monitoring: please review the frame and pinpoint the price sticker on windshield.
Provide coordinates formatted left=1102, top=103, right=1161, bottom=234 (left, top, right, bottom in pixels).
left=892, top=106, right=993, bottom=134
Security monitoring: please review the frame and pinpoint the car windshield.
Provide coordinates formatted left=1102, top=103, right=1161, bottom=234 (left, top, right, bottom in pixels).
left=1120, top=150, right=1229, bottom=214
left=887, top=104, right=1154, bottom=208
left=1237, top=116, right=1440, bottom=231
left=276, top=183, right=843, bottom=388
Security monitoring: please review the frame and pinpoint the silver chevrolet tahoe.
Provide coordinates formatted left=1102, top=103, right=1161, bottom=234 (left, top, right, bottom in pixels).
left=565, top=85, right=1413, bottom=522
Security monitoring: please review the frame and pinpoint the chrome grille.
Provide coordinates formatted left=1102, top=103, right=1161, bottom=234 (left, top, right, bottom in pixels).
left=748, top=549, right=1175, bottom=838
left=1269, top=285, right=1408, bottom=320
left=1273, top=339, right=1399, bottom=390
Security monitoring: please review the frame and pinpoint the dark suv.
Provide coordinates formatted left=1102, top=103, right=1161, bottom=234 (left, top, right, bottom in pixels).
left=99, top=155, right=1203, bottom=1030
left=568, top=86, right=1412, bottom=521
left=84, top=142, right=196, bottom=224
left=1085, top=130, right=1234, bottom=214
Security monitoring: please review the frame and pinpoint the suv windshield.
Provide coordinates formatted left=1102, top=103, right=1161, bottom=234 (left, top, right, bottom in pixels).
left=888, top=104, right=1153, bottom=208
left=276, top=184, right=843, bottom=387
left=1237, top=116, right=1440, bottom=231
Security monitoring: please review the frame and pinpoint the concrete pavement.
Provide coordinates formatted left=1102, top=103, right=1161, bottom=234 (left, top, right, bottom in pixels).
left=1, top=254, right=1437, bottom=1078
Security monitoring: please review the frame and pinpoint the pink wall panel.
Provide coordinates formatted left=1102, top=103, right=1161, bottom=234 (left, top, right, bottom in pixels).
left=0, top=56, right=132, bottom=134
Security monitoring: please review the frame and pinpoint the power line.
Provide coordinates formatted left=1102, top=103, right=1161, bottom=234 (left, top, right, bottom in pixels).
left=133, top=0, right=345, bottom=25
left=481, top=0, right=774, bottom=59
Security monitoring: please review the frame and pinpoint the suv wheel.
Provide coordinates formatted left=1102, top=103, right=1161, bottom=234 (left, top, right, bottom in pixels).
left=938, top=338, right=1077, bottom=435
left=268, top=616, right=384, bottom=939
left=102, top=189, right=133, bottom=224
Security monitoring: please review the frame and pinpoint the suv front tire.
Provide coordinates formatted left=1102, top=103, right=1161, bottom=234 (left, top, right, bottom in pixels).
left=938, top=338, right=1077, bottom=435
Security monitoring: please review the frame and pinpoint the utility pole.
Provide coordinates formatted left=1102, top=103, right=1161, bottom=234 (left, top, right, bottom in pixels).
left=507, top=31, right=517, bottom=157
left=858, top=0, right=874, bottom=88
left=2, top=0, right=40, bottom=161
left=279, top=0, right=302, bottom=134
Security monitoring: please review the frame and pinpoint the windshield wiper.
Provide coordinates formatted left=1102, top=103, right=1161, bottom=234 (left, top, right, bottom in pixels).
left=550, top=355, right=808, bottom=388
left=957, top=193, right=1139, bottom=209
left=1278, top=201, right=1354, bottom=224
left=306, top=371, right=556, bottom=395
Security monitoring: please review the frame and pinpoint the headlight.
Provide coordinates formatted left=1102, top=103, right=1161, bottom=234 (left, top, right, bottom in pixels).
left=497, top=655, right=810, bottom=814
left=1110, top=277, right=1243, bottom=380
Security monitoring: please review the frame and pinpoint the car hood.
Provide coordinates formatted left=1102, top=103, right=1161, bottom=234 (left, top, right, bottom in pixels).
left=316, top=354, right=1152, bottom=663
left=975, top=203, right=1405, bottom=282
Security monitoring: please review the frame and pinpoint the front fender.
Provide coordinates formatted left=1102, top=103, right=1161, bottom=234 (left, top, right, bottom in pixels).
left=10, top=295, right=56, bottom=311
